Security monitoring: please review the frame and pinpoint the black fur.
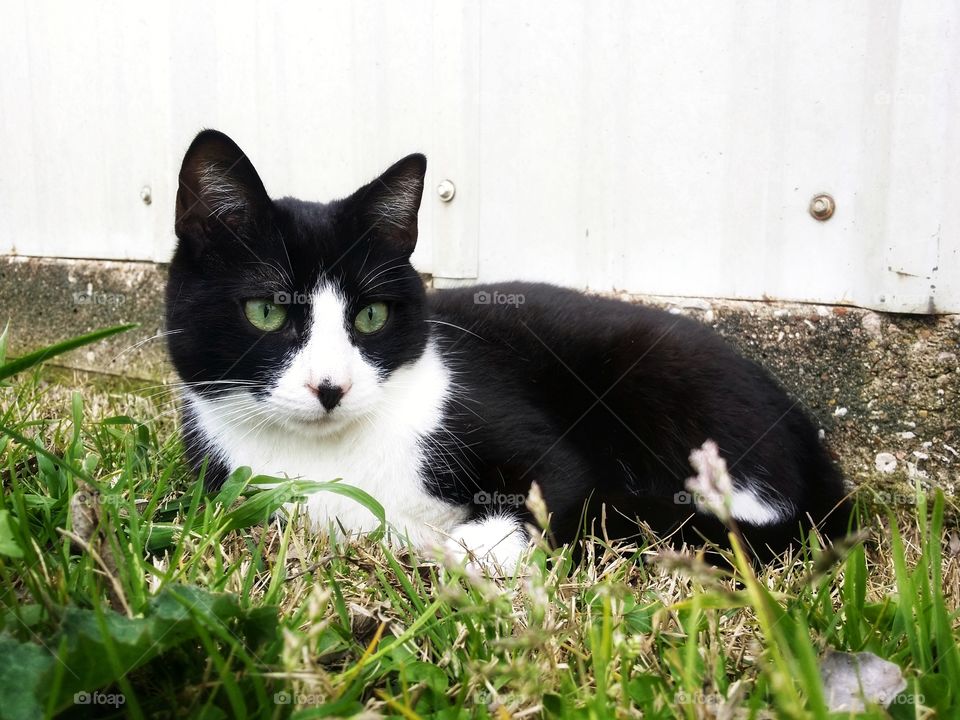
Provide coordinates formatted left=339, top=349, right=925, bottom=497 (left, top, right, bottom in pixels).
left=167, top=130, right=852, bottom=561
left=425, top=284, right=851, bottom=557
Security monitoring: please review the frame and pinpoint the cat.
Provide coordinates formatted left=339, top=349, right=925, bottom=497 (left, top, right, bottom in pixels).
left=166, top=129, right=852, bottom=572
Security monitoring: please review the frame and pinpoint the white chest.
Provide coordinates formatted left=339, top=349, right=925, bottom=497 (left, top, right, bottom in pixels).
left=184, top=347, right=468, bottom=547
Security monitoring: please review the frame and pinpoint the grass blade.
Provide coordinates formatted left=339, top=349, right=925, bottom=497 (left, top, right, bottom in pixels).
left=0, top=324, right=137, bottom=381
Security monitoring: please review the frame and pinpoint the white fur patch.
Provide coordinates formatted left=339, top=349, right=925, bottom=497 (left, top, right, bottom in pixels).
left=185, top=290, right=467, bottom=549
left=444, top=515, right=530, bottom=574
left=728, top=485, right=791, bottom=525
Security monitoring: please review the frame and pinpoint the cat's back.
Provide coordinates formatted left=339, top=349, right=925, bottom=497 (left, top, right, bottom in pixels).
left=426, top=281, right=817, bottom=471
left=427, top=282, right=848, bottom=544
left=427, top=281, right=739, bottom=368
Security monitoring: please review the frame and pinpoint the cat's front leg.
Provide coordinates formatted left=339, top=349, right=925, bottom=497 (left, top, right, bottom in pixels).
left=443, top=514, right=531, bottom=575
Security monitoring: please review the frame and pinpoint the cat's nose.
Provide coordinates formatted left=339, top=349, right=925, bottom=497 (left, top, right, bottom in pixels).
left=307, top=381, right=347, bottom=412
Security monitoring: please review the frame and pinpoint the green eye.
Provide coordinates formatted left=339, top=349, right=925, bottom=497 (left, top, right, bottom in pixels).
left=244, top=299, right=287, bottom=332
left=354, top=302, right=389, bottom=334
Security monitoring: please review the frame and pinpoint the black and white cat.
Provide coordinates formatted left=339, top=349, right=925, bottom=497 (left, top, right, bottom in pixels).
left=166, top=130, right=851, bottom=571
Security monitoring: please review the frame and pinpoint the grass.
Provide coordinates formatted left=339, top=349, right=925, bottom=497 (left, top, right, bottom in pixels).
left=0, top=327, right=958, bottom=719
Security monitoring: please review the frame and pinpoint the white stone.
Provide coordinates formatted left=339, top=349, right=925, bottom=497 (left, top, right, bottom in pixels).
left=875, top=453, right=898, bottom=474
left=860, top=312, right=883, bottom=341
left=821, top=651, right=907, bottom=712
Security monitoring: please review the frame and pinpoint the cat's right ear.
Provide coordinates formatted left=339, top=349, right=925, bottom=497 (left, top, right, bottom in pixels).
left=174, top=130, right=271, bottom=253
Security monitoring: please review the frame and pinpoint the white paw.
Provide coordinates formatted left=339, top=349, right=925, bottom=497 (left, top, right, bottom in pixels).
left=443, top=515, right=530, bottom=575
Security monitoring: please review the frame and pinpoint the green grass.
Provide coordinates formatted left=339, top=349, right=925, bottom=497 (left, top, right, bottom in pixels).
left=0, top=327, right=958, bottom=719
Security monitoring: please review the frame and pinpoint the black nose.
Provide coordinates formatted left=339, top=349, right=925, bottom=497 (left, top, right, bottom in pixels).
left=315, top=382, right=344, bottom=411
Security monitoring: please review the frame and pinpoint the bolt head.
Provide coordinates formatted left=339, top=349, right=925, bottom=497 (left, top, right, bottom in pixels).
left=809, top=193, right=835, bottom=221
left=437, top=179, right=456, bottom=202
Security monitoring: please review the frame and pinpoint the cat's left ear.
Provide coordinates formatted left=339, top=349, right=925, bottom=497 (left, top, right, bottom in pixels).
left=352, top=153, right=427, bottom=256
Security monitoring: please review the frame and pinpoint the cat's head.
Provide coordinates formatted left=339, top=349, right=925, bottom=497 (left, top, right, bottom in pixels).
left=166, top=129, right=429, bottom=436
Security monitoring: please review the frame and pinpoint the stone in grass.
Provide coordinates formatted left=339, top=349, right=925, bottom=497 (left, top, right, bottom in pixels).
left=820, top=650, right=907, bottom=712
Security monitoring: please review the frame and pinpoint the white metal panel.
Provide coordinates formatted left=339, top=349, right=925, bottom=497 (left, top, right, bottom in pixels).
left=430, top=1, right=480, bottom=287
left=1, top=1, right=957, bottom=312
left=0, top=1, right=441, bottom=270
left=473, top=1, right=959, bottom=313
left=0, top=3, right=168, bottom=261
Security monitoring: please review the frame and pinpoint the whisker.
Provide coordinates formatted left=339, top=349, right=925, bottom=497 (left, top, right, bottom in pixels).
left=110, top=329, right=183, bottom=363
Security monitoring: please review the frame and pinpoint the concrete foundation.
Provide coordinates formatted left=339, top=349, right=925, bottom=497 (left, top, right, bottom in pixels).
left=1, top=255, right=956, bottom=497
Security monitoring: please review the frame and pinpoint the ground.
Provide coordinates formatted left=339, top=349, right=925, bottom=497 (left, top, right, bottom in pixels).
left=0, top=319, right=958, bottom=719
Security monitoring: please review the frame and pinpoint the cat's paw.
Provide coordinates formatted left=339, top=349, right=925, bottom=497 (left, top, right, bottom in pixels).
left=443, top=515, right=530, bottom=576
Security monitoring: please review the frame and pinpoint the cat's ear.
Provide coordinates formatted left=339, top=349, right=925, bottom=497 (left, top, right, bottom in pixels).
left=175, top=130, right=271, bottom=251
left=352, top=153, right=427, bottom=256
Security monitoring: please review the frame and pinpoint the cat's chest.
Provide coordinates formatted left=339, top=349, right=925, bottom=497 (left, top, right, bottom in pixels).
left=184, top=385, right=467, bottom=545
left=246, top=425, right=458, bottom=539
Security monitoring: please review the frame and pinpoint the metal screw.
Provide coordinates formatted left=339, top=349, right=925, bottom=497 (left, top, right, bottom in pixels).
left=140, top=186, right=152, bottom=206
left=809, top=193, right=835, bottom=221
left=437, top=179, right=456, bottom=202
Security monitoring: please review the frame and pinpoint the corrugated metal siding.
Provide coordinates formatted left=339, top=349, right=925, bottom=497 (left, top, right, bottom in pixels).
left=1, top=1, right=957, bottom=312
